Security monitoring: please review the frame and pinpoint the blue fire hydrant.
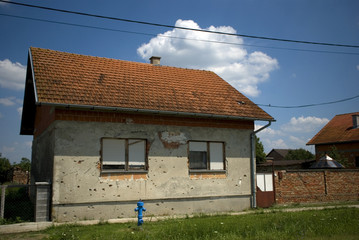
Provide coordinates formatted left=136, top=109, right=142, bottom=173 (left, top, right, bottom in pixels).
left=134, top=200, right=146, bottom=226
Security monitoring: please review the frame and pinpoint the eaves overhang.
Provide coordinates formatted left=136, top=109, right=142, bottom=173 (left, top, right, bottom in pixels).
left=36, top=101, right=276, bottom=122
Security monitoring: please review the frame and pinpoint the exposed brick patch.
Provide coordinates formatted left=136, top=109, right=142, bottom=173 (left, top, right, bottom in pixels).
left=100, top=172, right=147, bottom=181
left=190, top=172, right=226, bottom=179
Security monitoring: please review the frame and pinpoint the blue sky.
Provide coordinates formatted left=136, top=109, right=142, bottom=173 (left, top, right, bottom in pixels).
left=0, top=0, right=358, bottom=163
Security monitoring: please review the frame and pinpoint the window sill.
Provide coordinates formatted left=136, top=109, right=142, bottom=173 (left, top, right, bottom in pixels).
left=101, top=170, right=148, bottom=174
left=189, top=169, right=226, bottom=174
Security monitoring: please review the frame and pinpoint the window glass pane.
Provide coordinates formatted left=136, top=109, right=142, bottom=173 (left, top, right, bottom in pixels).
left=102, top=139, right=125, bottom=168
left=189, top=151, right=207, bottom=169
left=209, top=142, right=224, bottom=170
left=189, top=141, right=207, bottom=151
left=128, top=139, right=145, bottom=169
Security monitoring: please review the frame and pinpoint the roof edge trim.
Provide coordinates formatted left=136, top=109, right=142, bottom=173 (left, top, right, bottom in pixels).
left=307, top=139, right=359, bottom=146
left=37, top=102, right=275, bottom=122
left=29, top=48, right=39, bottom=103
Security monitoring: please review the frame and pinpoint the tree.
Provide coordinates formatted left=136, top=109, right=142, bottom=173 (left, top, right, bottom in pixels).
left=327, top=145, right=349, bottom=167
left=284, top=148, right=314, bottom=160
left=14, top=157, right=31, bottom=172
left=0, top=153, right=12, bottom=183
left=255, top=136, right=266, bottom=163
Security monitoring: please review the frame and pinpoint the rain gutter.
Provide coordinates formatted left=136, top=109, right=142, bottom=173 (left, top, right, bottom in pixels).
left=250, top=120, right=273, bottom=208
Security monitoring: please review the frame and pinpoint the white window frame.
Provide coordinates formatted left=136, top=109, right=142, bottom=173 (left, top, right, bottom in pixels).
left=101, top=138, right=147, bottom=172
left=188, top=141, right=225, bottom=171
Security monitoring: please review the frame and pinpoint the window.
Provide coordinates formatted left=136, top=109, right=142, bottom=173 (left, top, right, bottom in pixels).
left=101, top=138, right=147, bottom=171
left=188, top=141, right=225, bottom=171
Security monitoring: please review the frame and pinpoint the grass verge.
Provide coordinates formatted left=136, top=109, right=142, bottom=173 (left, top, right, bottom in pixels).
left=2, top=207, right=359, bottom=240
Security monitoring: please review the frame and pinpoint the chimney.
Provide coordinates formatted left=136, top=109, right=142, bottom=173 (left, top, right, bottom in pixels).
left=353, top=115, right=359, bottom=129
left=149, top=56, right=161, bottom=65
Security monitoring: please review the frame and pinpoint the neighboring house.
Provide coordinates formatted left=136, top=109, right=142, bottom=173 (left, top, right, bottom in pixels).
left=307, top=112, right=359, bottom=168
left=257, top=159, right=315, bottom=172
left=20, top=47, right=274, bottom=222
left=12, top=167, right=30, bottom=184
left=266, top=149, right=292, bottom=161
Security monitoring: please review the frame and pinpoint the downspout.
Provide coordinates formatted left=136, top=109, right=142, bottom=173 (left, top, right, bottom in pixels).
left=250, top=120, right=272, bottom=208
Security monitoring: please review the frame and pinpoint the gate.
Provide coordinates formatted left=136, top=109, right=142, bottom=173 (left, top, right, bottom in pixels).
left=256, top=172, right=275, bottom=208
left=0, top=182, right=51, bottom=223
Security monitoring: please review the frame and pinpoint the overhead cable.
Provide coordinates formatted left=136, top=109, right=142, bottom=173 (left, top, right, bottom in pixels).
left=1, top=0, right=359, bottom=48
left=1, top=13, right=358, bottom=56
left=256, top=94, right=359, bottom=109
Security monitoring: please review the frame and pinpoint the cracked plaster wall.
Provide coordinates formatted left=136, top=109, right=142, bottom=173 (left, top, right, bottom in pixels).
left=42, top=120, right=252, bottom=222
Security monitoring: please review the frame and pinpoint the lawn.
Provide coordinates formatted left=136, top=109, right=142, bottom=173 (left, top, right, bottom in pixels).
left=2, top=207, right=359, bottom=240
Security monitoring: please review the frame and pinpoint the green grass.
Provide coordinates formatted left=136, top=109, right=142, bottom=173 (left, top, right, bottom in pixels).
left=2, top=207, right=359, bottom=240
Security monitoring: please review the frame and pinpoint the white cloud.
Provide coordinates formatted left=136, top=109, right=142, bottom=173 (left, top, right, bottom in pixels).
left=281, top=116, right=329, bottom=133
left=255, top=124, right=283, bottom=136
left=0, top=96, right=19, bottom=106
left=257, top=116, right=329, bottom=153
left=289, top=135, right=306, bottom=146
left=137, top=19, right=278, bottom=97
left=17, top=107, right=22, bottom=117
left=1, top=145, right=15, bottom=154
left=356, top=65, right=359, bottom=71
left=0, top=59, right=26, bottom=91
left=25, top=141, right=32, bottom=148
left=268, top=138, right=288, bottom=149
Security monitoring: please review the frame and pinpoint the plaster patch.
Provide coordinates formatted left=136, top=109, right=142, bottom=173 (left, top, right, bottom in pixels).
left=159, top=131, right=187, bottom=149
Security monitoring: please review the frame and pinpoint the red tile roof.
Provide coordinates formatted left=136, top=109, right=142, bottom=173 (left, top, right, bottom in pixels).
left=307, top=112, right=359, bottom=145
left=29, top=47, right=273, bottom=121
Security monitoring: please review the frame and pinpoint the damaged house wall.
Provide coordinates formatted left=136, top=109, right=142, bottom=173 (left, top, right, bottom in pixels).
left=21, top=48, right=275, bottom=223
left=43, top=115, right=253, bottom=222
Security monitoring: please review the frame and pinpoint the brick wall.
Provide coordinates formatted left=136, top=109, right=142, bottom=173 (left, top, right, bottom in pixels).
left=274, top=170, right=359, bottom=204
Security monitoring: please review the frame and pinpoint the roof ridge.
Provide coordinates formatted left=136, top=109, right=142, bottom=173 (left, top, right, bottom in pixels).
left=25, top=47, right=274, bottom=122
left=334, top=112, right=359, bottom=117
left=29, top=47, right=215, bottom=73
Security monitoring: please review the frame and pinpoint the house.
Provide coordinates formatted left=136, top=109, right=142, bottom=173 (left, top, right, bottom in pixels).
left=12, top=167, right=30, bottom=184
left=257, top=159, right=315, bottom=172
left=266, top=149, right=292, bottom=161
left=259, top=149, right=315, bottom=172
left=307, top=112, right=359, bottom=168
left=20, top=47, right=274, bottom=222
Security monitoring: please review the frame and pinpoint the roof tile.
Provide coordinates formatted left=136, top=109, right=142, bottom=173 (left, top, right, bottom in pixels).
left=307, top=112, right=359, bottom=145
left=30, top=47, right=273, bottom=120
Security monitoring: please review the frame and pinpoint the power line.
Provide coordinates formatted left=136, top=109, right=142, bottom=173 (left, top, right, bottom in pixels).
left=256, top=94, right=359, bottom=109
left=1, top=0, right=359, bottom=49
left=1, top=13, right=359, bottom=56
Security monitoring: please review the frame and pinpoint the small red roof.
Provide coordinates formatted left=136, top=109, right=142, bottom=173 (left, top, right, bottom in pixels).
left=28, top=47, right=273, bottom=121
left=307, top=112, right=359, bottom=145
